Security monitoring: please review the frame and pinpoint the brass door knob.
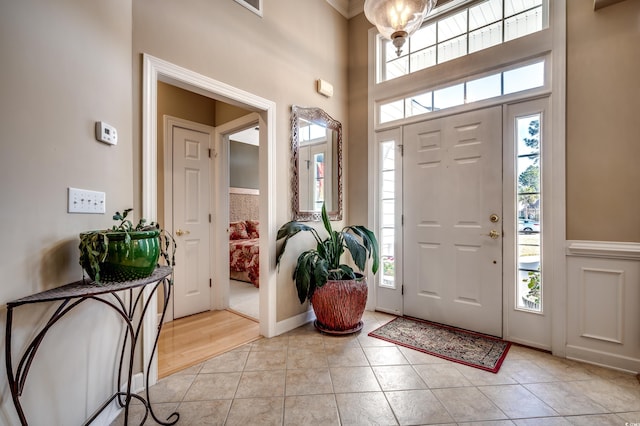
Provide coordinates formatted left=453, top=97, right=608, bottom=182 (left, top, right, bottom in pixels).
left=175, top=229, right=190, bottom=236
left=488, top=230, right=500, bottom=239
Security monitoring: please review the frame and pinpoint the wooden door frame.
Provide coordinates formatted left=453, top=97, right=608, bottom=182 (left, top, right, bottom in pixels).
left=162, top=116, right=215, bottom=322
left=141, top=54, right=277, bottom=387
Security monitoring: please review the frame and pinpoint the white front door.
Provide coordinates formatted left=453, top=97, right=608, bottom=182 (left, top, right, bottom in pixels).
left=172, top=125, right=212, bottom=318
left=403, top=106, right=503, bottom=337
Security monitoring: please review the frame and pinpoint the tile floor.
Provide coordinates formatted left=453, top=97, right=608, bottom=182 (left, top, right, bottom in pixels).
left=113, top=311, right=640, bottom=425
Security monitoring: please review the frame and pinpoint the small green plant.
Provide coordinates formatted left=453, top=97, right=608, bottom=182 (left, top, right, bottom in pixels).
left=523, top=269, right=541, bottom=305
left=276, top=204, right=379, bottom=304
left=79, top=209, right=176, bottom=283
left=382, top=256, right=395, bottom=277
left=111, top=208, right=148, bottom=233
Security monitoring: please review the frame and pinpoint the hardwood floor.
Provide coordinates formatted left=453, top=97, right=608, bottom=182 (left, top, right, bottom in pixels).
left=158, top=310, right=260, bottom=378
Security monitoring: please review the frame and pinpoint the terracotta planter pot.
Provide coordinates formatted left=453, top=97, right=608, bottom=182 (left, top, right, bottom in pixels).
left=310, top=274, right=367, bottom=334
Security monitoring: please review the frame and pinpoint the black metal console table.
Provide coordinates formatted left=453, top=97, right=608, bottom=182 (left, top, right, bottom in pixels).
left=5, top=266, right=179, bottom=426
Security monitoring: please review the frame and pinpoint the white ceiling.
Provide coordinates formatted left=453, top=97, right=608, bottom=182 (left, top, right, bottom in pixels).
left=230, top=127, right=259, bottom=146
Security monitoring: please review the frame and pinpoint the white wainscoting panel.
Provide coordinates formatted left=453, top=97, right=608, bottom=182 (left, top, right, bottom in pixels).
left=579, top=267, right=624, bottom=344
left=566, top=241, right=640, bottom=373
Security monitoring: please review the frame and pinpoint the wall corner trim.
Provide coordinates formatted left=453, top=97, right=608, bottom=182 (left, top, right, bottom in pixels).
left=566, top=240, right=640, bottom=260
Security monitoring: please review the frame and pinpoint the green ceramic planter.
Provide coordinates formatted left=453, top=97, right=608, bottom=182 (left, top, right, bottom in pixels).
left=80, top=229, right=160, bottom=282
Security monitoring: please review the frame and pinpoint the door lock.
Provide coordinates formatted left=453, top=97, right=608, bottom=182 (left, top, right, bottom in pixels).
left=490, top=214, right=500, bottom=223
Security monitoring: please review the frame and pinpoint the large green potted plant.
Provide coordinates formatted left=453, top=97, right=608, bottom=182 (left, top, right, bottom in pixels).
left=276, top=204, right=379, bottom=334
left=79, top=208, right=176, bottom=283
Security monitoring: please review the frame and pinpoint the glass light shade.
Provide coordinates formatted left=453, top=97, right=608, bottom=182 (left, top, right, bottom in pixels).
left=364, top=0, right=437, bottom=56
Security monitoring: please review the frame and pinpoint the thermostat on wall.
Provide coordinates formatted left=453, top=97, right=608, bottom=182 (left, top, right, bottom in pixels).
left=95, top=121, right=118, bottom=145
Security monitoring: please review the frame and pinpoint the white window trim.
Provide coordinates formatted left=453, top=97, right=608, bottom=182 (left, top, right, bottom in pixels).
left=376, top=55, right=551, bottom=127
left=234, top=0, right=263, bottom=17
left=367, top=0, right=566, bottom=357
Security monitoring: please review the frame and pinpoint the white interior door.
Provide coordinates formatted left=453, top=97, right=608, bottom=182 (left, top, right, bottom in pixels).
left=403, top=106, right=503, bottom=337
left=172, top=125, right=212, bottom=318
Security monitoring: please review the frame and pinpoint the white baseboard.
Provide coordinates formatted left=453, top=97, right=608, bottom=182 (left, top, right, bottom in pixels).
left=566, top=345, right=639, bottom=374
left=274, top=309, right=315, bottom=335
left=92, top=372, right=145, bottom=426
left=374, top=307, right=402, bottom=316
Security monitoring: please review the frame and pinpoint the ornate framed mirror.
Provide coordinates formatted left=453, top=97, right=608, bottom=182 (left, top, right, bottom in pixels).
left=290, top=105, right=343, bottom=221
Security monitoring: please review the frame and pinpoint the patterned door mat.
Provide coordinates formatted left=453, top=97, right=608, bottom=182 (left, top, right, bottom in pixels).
left=368, top=316, right=511, bottom=373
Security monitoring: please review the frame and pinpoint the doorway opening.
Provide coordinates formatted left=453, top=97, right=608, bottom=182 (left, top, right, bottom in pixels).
left=227, top=124, right=260, bottom=321
left=141, top=54, right=276, bottom=386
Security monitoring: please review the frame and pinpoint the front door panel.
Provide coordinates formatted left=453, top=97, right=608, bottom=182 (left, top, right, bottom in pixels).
left=403, top=106, right=503, bottom=337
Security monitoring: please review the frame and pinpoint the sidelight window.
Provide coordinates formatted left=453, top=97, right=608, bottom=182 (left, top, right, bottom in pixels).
left=515, top=113, right=542, bottom=312
left=379, top=141, right=396, bottom=288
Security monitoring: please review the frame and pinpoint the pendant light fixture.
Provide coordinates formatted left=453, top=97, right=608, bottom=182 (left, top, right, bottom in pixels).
left=364, top=0, right=437, bottom=57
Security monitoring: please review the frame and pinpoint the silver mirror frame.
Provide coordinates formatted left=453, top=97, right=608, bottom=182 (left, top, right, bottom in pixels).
left=290, top=105, right=343, bottom=221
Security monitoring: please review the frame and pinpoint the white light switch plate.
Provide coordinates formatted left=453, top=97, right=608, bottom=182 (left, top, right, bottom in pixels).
left=68, top=187, right=106, bottom=214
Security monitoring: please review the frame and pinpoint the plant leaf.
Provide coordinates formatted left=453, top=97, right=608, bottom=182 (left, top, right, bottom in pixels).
left=294, top=251, right=317, bottom=303
left=276, top=221, right=317, bottom=267
left=313, top=258, right=329, bottom=290
left=337, top=264, right=355, bottom=280
left=347, top=225, right=380, bottom=274
left=277, top=221, right=314, bottom=240
left=321, top=203, right=333, bottom=236
left=343, top=232, right=367, bottom=271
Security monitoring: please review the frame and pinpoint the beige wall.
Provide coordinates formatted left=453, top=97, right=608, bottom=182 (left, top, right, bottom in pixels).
left=230, top=141, right=260, bottom=189
left=566, top=0, right=640, bottom=242
left=348, top=14, right=375, bottom=229
left=132, top=0, right=349, bottom=322
left=0, top=0, right=133, bottom=424
left=216, top=103, right=253, bottom=126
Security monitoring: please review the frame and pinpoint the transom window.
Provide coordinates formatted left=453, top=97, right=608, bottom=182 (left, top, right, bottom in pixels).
left=379, top=59, right=544, bottom=124
left=378, top=0, right=546, bottom=83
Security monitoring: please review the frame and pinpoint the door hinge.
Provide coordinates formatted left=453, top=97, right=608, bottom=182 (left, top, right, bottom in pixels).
left=209, top=213, right=212, bottom=223
left=208, top=148, right=212, bottom=158
left=209, top=278, right=212, bottom=288
left=398, top=144, right=404, bottom=156
left=401, top=284, right=404, bottom=295
left=401, top=215, right=404, bottom=226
